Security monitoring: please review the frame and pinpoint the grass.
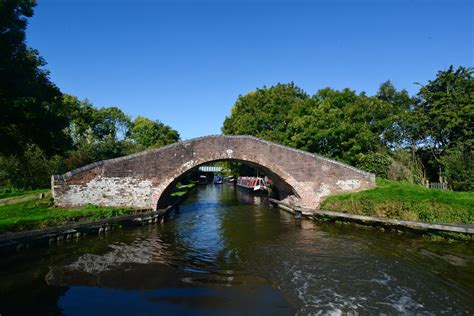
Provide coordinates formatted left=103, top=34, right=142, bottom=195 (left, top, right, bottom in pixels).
left=0, top=198, right=134, bottom=234
left=0, top=182, right=197, bottom=234
left=321, top=179, right=474, bottom=225
left=0, top=188, right=50, bottom=199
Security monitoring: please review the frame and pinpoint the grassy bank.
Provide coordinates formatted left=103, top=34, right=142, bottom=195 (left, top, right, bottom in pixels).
left=0, top=196, right=135, bottom=234
left=0, top=188, right=50, bottom=199
left=321, top=179, right=474, bottom=225
left=0, top=182, right=197, bottom=234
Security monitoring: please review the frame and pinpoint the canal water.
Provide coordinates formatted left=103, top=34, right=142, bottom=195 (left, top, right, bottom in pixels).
left=1, top=185, right=473, bottom=315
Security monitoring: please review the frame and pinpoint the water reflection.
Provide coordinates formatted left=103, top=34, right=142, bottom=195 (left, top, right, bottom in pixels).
left=0, top=185, right=473, bottom=315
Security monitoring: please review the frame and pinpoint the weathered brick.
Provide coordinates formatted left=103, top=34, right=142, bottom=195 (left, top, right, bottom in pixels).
left=52, top=135, right=375, bottom=210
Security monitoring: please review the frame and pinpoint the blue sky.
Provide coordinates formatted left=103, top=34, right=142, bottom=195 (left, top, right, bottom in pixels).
left=27, top=0, right=473, bottom=139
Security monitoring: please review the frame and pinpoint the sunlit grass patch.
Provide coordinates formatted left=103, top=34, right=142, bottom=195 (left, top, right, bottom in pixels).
left=321, top=179, right=474, bottom=224
left=0, top=198, right=134, bottom=233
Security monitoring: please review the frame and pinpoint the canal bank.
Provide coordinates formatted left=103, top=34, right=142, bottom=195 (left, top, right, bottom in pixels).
left=1, top=178, right=472, bottom=252
left=1, top=184, right=473, bottom=315
left=0, top=183, right=196, bottom=252
left=269, top=199, right=474, bottom=240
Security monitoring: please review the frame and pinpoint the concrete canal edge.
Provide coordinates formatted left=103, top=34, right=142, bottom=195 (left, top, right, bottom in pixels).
left=268, top=198, right=474, bottom=237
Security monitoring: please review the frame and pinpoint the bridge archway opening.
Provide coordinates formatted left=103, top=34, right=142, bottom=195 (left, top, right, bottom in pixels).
left=156, top=159, right=299, bottom=210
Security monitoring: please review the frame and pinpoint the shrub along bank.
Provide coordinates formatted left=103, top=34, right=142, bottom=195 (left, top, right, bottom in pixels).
left=321, top=179, right=474, bottom=225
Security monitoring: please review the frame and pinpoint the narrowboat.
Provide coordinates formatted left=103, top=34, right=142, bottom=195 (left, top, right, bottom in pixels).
left=236, top=176, right=268, bottom=192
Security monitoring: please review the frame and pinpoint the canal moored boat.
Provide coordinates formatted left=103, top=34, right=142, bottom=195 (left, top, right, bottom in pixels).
left=225, top=176, right=235, bottom=184
left=198, top=175, right=208, bottom=185
left=236, top=176, right=268, bottom=192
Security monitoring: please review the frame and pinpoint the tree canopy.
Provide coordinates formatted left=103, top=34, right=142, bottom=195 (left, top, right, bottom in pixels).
left=0, top=2, right=180, bottom=188
left=130, top=116, right=180, bottom=148
left=222, top=69, right=473, bottom=191
left=0, top=0, right=70, bottom=155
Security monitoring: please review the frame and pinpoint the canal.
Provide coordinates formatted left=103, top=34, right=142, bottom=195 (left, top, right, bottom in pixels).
left=1, top=185, right=473, bottom=315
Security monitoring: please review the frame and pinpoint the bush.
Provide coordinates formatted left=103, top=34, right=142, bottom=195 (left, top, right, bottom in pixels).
left=0, top=144, right=65, bottom=189
left=440, top=147, right=473, bottom=191
left=0, top=155, right=21, bottom=188
left=387, top=149, right=424, bottom=184
left=356, top=153, right=391, bottom=177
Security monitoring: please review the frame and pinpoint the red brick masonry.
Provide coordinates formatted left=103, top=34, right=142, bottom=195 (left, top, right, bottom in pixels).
left=52, top=135, right=375, bottom=211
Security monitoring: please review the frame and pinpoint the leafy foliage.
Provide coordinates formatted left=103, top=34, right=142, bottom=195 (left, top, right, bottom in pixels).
left=0, top=2, right=180, bottom=189
left=224, top=82, right=411, bottom=166
left=440, top=146, right=473, bottom=192
left=0, top=0, right=70, bottom=156
left=356, top=153, right=391, bottom=178
left=130, top=116, right=180, bottom=148
left=221, top=70, right=473, bottom=191
left=414, top=66, right=473, bottom=154
left=0, top=144, right=64, bottom=189
left=222, top=83, right=308, bottom=144
left=413, top=66, right=473, bottom=190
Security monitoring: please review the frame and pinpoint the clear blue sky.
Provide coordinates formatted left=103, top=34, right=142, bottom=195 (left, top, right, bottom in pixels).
left=27, top=0, right=473, bottom=140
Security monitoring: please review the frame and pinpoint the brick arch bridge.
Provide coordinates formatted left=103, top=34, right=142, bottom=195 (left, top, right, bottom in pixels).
left=52, top=135, right=375, bottom=211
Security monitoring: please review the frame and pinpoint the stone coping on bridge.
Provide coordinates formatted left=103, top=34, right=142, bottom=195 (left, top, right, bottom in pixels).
left=52, top=135, right=374, bottom=181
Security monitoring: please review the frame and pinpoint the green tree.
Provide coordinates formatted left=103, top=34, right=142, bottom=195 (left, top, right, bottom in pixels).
left=62, top=94, right=97, bottom=145
left=63, top=95, right=132, bottom=142
left=130, top=116, right=180, bottom=148
left=440, top=146, right=473, bottom=191
left=375, top=81, right=414, bottom=148
left=0, top=0, right=70, bottom=155
left=92, top=107, right=131, bottom=140
left=287, top=87, right=403, bottom=164
left=0, top=144, right=64, bottom=189
left=222, top=83, right=308, bottom=144
left=414, top=66, right=473, bottom=157
left=413, top=66, right=473, bottom=189
left=356, top=152, right=391, bottom=178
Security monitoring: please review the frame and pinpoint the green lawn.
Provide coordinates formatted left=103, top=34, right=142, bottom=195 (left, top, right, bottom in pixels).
left=0, top=182, right=197, bottom=234
left=0, top=188, right=50, bottom=199
left=321, top=179, right=474, bottom=224
left=0, top=198, right=134, bottom=233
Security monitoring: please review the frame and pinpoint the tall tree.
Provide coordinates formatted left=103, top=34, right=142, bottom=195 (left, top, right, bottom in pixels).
left=414, top=66, right=473, bottom=157
left=375, top=81, right=414, bottom=148
left=413, top=66, right=473, bottom=189
left=0, top=0, right=70, bottom=155
left=130, top=116, right=180, bottom=148
left=222, top=83, right=308, bottom=144
left=287, top=88, right=399, bottom=164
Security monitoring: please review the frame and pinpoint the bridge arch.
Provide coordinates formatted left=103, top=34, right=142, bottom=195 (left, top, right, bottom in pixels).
left=155, top=158, right=300, bottom=209
left=52, top=135, right=375, bottom=212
